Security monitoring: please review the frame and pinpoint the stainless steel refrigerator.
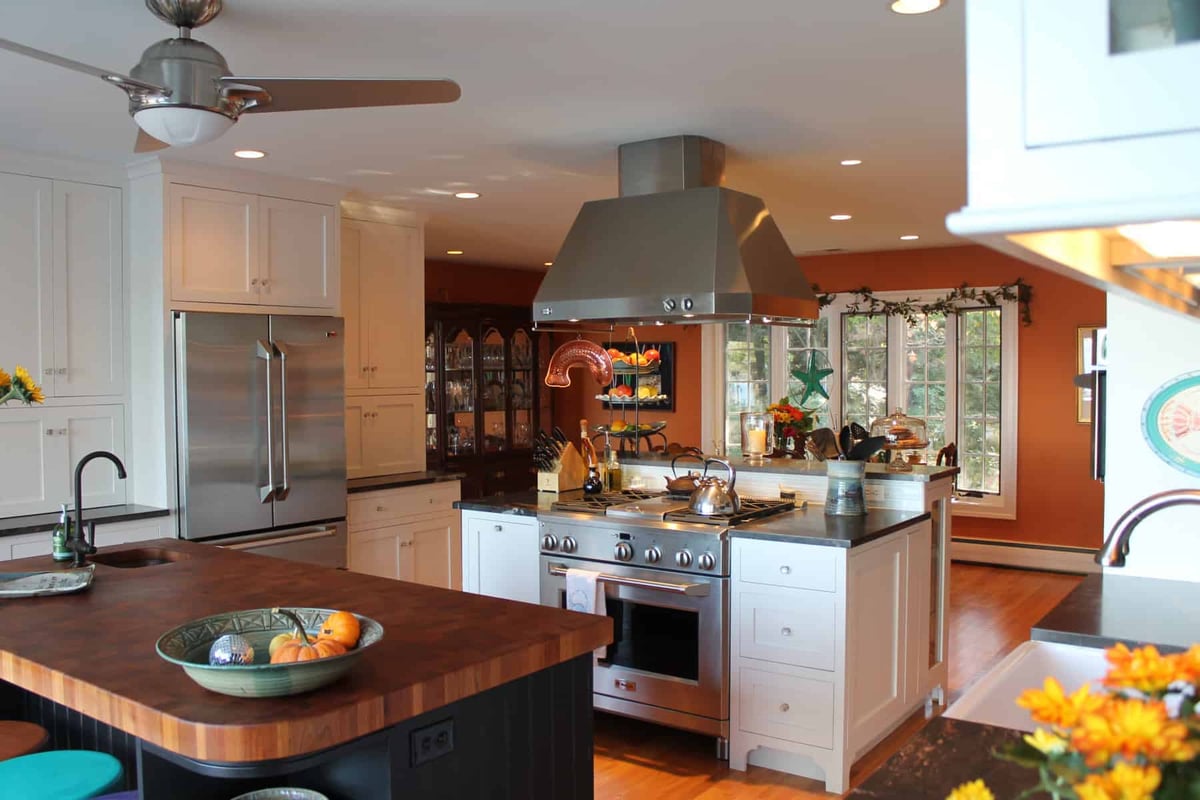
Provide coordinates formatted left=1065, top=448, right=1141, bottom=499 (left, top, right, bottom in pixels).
left=174, top=312, right=348, bottom=567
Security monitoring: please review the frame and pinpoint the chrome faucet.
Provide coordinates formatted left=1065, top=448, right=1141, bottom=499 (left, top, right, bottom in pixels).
left=69, top=451, right=128, bottom=568
left=1095, top=488, right=1200, bottom=567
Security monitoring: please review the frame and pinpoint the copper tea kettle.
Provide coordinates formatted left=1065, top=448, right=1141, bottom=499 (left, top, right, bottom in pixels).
left=664, top=453, right=706, bottom=496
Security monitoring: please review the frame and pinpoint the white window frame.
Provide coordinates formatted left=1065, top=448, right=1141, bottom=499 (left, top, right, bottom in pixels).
left=701, top=289, right=1019, bottom=520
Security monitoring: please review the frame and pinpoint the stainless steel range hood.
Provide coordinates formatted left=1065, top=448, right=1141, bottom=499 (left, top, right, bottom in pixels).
left=534, top=136, right=818, bottom=326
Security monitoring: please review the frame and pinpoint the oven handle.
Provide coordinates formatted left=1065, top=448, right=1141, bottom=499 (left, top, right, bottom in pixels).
left=546, top=564, right=711, bottom=597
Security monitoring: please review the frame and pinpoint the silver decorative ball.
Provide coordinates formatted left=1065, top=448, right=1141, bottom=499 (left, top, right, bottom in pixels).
left=208, top=634, right=256, bottom=665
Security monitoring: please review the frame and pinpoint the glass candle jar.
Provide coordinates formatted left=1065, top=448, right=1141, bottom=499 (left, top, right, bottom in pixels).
left=740, top=411, right=774, bottom=463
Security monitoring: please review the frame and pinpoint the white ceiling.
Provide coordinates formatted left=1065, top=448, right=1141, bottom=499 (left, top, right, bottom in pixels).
left=0, top=0, right=967, bottom=270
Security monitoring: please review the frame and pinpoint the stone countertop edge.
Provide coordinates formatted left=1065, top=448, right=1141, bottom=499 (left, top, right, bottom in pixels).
left=730, top=507, right=932, bottom=548
left=1031, top=573, right=1200, bottom=655
left=0, top=504, right=170, bottom=538
left=618, top=454, right=960, bottom=482
left=454, top=488, right=550, bottom=517
left=347, top=470, right=467, bottom=494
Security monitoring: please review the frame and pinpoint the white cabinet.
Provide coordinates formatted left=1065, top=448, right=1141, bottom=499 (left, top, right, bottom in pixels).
left=168, top=184, right=336, bottom=310
left=341, top=218, right=424, bottom=392
left=345, top=394, right=425, bottom=479
left=0, top=174, right=122, bottom=397
left=460, top=510, right=539, bottom=604
left=346, top=483, right=461, bottom=590
left=0, top=515, right=167, bottom=562
left=0, top=405, right=126, bottom=517
left=729, top=520, right=934, bottom=795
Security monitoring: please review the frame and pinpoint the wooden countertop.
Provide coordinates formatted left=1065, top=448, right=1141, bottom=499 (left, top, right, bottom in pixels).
left=0, top=539, right=610, bottom=763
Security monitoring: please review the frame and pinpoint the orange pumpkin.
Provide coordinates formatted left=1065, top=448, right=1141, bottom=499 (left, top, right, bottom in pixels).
left=269, top=608, right=348, bottom=664
left=318, top=610, right=360, bottom=649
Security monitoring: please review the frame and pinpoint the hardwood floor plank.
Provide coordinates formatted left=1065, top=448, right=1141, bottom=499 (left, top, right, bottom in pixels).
left=594, top=562, right=1083, bottom=798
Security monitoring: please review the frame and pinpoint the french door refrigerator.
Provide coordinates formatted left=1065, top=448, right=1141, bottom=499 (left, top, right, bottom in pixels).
left=174, top=312, right=348, bottom=567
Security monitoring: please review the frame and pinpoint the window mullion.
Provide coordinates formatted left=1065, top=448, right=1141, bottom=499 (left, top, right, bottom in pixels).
left=769, top=327, right=789, bottom=405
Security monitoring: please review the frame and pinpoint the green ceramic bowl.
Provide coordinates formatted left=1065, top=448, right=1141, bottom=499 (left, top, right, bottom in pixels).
left=155, top=607, right=383, bottom=698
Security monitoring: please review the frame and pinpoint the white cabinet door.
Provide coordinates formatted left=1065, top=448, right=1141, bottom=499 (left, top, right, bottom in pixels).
left=345, top=398, right=368, bottom=479
left=406, top=514, right=461, bottom=590
left=846, top=535, right=908, bottom=741
left=0, top=409, right=62, bottom=517
left=259, top=196, right=337, bottom=309
left=462, top=513, right=539, bottom=603
left=0, top=173, right=53, bottom=387
left=169, top=185, right=259, bottom=304
left=62, top=405, right=127, bottom=509
left=52, top=181, right=123, bottom=397
left=364, top=395, right=424, bottom=476
left=347, top=523, right=404, bottom=579
left=340, top=221, right=369, bottom=391
left=362, top=222, right=422, bottom=391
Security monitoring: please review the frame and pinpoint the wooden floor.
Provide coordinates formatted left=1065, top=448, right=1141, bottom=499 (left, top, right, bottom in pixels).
left=592, top=562, right=1084, bottom=799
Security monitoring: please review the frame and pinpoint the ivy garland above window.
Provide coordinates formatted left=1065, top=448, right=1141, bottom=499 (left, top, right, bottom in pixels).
left=812, top=279, right=1034, bottom=326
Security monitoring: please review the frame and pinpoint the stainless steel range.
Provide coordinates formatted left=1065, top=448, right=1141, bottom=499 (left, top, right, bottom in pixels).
left=538, top=489, right=794, bottom=758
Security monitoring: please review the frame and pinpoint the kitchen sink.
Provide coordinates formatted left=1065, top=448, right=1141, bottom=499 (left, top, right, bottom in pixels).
left=944, top=640, right=1110, bottom=732
left=89, top=547, right=192, bottom=569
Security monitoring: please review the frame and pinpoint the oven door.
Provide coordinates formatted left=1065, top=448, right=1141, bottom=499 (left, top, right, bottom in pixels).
left=540, top=555, right=728, bottom=724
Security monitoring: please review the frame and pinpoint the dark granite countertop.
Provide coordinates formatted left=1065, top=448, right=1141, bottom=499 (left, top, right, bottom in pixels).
left=347, top=470, right=465, bottom=494
left=454, top=489, right=565, bottom=517
left=732, top=506, right=931, bottom=548
left=619, top=454, right=959, bottom=482
left=0, top=504, right=169, bottom=538
left=849, top=717, right=1028, bottom=798
left=1032, top=573, right=1200, bottom=654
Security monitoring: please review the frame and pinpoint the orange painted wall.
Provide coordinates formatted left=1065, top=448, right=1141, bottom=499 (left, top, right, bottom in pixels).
left=554, top=244, right=1106, bottom=549
left=425, top=260, right=544, bottom=305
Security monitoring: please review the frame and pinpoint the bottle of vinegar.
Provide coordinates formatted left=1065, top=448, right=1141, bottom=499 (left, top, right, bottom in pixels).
left=580, top=419, right=604, bottom=495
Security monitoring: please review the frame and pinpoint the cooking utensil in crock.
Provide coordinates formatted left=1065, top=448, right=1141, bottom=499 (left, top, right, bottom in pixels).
left=665, top=453, right=706, bottom=495
left=544, top=339, right=613, bottom=388
left=688, top=458, right=740, bottom=515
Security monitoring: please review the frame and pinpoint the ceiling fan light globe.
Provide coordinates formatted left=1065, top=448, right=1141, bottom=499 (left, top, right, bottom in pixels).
left=134, top=106, right=233, bottom=147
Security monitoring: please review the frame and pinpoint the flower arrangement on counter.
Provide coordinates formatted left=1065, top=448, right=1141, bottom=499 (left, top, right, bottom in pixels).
left=766, top=399, right=814, bottom=441
left=0, top=365, right=44, bottom=406
left=946, top=643, right=1200, bottom=800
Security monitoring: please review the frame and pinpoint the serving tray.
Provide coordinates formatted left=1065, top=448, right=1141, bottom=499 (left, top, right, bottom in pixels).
left=0, top=564, right=95, bottom=597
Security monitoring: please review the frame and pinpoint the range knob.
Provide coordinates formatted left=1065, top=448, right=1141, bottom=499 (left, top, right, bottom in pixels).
left=541, top=534, right=558, bottom=551
left=561, top=536, right=577, bottom=554
left=614, top=542, right=634, bottom=561
left=644, top=546, right=661, bottom=564
left=675, top=550, right=693, bottom=568
left=698, top=552, right=716, bottom=571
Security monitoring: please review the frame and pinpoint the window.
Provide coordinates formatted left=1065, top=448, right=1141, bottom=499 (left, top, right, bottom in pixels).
left=701, top=290, right=1019, bottom=518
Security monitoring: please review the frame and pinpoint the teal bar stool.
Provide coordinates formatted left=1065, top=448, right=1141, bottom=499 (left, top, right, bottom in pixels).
left=0, top=749, right=124, bottom=799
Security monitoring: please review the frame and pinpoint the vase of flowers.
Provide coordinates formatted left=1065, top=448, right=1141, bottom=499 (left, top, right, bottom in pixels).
left=947, top=642, right=1200, bottom=800
left=0, top=366, right=44, bottom=406
left=766, top=399, right=814, bottom=455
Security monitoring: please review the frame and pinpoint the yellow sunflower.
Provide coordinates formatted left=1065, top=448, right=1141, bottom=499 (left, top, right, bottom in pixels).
left=12, top=365, right=44, bottom=405
left=945, top=778, right=994, bottom=800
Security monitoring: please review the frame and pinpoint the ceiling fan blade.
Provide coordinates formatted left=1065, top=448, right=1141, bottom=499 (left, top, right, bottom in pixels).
left=134, top=128, right=171, bottom=153
left=0, top=37, right=168, bottom=96
left=221, top=77, right=461, bottom=114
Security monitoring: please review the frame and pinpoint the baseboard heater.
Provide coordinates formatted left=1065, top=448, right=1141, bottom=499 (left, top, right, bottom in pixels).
left=951, top=537, right=1100, bottom=575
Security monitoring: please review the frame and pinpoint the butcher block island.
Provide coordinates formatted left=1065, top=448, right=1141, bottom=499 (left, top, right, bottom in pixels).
left=0, top=538, right=610, bottom=800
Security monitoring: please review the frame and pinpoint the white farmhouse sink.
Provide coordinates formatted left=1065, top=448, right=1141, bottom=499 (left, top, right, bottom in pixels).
left=945, top=640, right=1110, bottom=732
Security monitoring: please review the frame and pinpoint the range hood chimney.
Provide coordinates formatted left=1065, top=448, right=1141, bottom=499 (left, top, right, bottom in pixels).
left=534, top=135, right=818, bottom=326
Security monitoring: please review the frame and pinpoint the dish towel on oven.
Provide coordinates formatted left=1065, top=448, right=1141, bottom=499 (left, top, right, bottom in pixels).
left=566, top=567, right=607, bottom=659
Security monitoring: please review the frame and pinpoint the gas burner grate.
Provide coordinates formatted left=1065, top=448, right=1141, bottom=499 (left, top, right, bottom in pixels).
left=664, top=499, right=796, bottom=526
left=551, top=489, right=665, bottom=514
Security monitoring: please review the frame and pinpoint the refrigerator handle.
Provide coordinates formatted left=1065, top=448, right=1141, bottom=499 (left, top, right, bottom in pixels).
left=275, top=339, right=291, bottom=501
left=1091, top=370, right=1106, bottom=482
left=256, top=340, right=276, bottom=503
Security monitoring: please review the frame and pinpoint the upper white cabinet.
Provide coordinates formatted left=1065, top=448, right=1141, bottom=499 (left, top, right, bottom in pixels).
left=341, top=218, right=424, bottom=392
left=169, top=184, right=337, bottom=310
left=0, top=174, right=123, bottom=397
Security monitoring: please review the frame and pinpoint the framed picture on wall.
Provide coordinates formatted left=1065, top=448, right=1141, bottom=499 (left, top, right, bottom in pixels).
left=597, top=341, right=675, bottom=412
left=1077, top=325, right=1102, bottom=423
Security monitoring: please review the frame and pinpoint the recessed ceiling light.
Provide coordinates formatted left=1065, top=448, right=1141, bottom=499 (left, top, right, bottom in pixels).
left=840, top=159, right=863, bottom=166
left=900, top=234, right=920, bottom=241
left=830, top=214, right=853, bottom=221
left=543, top=261, right=553, bottom=267
left=234, top=149, right=266, bottom=159
left=454, top=191, right=480, bottom=199
left=446, top=250, right=464, bottom=256
left=890, top=0, right=944, bottom=14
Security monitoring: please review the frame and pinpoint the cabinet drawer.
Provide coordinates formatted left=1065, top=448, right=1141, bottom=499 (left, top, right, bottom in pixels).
left=738, top=589, right=837, bottom=671
left=739, top=666, right=834, bottom=749
left=465, top=514, right=536, bottom=538
left=349, top=482, right=461, bottom=528
left=736, top=538, right=839, bottom=592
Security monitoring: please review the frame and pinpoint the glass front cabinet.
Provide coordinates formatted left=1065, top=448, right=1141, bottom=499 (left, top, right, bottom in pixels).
left=425, top=304, right=545, bottom=498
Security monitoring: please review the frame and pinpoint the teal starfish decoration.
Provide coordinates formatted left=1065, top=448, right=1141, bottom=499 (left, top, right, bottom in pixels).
left=791, top=350, right=833, bottom=407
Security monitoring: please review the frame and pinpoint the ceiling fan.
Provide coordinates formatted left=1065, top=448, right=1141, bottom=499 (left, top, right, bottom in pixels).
left=0, top=0, right=461, bottom=152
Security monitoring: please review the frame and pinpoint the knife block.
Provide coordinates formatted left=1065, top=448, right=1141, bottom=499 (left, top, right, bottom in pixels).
left=537, top=443, right=586, bottom=493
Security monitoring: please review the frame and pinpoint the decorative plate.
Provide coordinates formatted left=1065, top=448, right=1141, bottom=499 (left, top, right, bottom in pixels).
left=156, top=607, right=383, bottom=698
left=1142, top=370, right=1200, bottom=478
left=0, top=564, right=95, bottom=597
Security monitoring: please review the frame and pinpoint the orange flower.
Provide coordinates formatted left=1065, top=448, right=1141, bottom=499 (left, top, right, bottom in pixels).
left=1017, top=676, right=1106, bottom=729
left=0, top=367, right=10, bottom=390
left=1070, top=697, right=1194, bottom=768
left=1174, top=644, right=1200, bottom=684
left=1073, top=762, right=1161, bottom=800
left=1104, top=643, right=1182, bottom=694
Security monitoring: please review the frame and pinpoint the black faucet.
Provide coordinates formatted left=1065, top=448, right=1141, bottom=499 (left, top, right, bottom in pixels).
left=69, top=451, right=128, bottom=567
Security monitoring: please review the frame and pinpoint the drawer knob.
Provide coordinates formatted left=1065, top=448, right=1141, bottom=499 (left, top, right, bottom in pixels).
left=376, top=505, right=386, bottom=512
left=781, top=627, right=792, bottom=637
left=780, top=565, right=792, bottom=575
left=494, top=524, right=503, bottom=531
left=779, top=703, right=790, bottom=713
